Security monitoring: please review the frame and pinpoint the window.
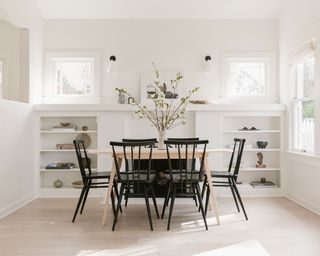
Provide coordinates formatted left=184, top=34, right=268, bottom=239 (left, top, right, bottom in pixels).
left=0, top=60, right=2, bottom=98
left=292, top=55, right=315, bottom=153
left=55, top=58, right=94, bottom=97
left=229, top=61, right=266, bottom=96
left=222, top=53, right=274, bottom=99
left=44, top=52, right=100, bottom=103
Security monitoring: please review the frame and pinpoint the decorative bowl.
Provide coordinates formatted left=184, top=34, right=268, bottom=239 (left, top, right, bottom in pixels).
left=257, top=141, right=268, bottom=149
left=60, top=122, right=71, bottom=127
left=72, top=180, right=83, bottom=189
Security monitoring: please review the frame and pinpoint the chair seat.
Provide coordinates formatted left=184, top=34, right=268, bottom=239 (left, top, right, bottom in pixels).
left=165, top=172, right=203, bottom=183
left=117, top=173, right=156, bottom=183
left=86, top=171, right=111, bottom=179
left=210, top=171, right=237, bottom=178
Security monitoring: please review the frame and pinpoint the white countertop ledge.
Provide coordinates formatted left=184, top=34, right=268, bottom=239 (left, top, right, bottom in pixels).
left=33, top=103, right=286, bottom=112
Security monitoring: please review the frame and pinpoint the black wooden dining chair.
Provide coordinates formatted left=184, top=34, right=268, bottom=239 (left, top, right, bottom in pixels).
left=166, top=137, right=200, bottom=206
left=121, top=138, right=157, bottom=206
left=162, top=139, right=209, bottom=231
left=111, top=141, right=160, bottom=231
left=203, top=138, right=248, bottom=220
left=72, top=140, right=119, bottom=222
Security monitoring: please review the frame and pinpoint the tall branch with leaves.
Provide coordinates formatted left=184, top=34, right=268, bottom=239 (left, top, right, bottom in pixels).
left=116, top=64, right=199, bottom=131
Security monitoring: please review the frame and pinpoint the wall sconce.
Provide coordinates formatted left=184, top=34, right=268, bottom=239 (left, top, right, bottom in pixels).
left=204, top=55, right=213, bottom=73
left=106, top=55, right=117, bottom=74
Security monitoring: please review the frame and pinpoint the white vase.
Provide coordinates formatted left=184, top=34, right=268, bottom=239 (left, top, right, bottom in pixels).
left=158, top=129, right=167, bottom=150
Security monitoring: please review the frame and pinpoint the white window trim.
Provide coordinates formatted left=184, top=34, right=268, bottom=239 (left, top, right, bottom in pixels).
left=44, top=52, right=101, bottom=104
left=221, top=52, right=276, bottom=102
left=289, top=50, right=315, bottom=154
left=0, top=51, right=11, bottom=99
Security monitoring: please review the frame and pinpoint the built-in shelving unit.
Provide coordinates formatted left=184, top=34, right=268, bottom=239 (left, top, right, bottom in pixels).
left=221, top=113, right=282, bottom=196
left=38, top=115, right=98, bottom=197
left=35, top=104, right=285, bottom=198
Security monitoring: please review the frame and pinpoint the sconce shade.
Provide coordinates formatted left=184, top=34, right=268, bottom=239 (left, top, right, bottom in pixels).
left=107, top=55, right=117, bottom=74
left=204, top=55, right=213, bottom=73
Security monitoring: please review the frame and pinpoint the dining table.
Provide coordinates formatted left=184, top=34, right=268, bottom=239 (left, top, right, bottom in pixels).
left=88, top=147, right=232, bottom=226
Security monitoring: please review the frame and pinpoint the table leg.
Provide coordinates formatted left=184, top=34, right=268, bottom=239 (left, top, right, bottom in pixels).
left=203, top=156, right=221, bottom=225
left=102, top=157, right=122, bottom=226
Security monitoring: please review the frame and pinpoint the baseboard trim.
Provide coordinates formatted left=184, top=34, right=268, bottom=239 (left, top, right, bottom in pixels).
left=286, top=193, right=320, bottom=216
left=0, top=193, right=35, bottom=219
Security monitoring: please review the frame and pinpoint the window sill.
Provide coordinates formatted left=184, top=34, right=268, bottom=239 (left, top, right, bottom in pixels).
left=42, top=97, right=101, bottom=105
left=286, top=150, right=320, bottom=167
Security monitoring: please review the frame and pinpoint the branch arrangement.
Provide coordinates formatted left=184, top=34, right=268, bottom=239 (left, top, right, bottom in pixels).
left=116, top=64, right=199, bottom=131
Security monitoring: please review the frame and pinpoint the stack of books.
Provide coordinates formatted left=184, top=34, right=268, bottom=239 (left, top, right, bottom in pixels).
left=250, top=181, right=275, bottom=188
left=51, top=125, right=77, bottom=131
left=45, top=163, right=75, bottom=169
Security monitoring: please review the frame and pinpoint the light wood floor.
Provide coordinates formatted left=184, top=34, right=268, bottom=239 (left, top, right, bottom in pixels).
left=0, top=197, right=320, bottom=256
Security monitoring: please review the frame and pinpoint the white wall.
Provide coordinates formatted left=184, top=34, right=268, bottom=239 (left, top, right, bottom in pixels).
left=0, top=0, right=43, bottom=103
left=279, top=0, right=320, bottom=215
left=0, top=99, right=35, bottom=218
left=43, top=19, right=279, bottom=104
left=0, top=0, right=42, bottom=217
left=0, top=20, right=21, bottom=101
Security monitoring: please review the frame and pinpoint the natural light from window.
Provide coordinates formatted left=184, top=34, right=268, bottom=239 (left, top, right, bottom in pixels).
left=293, top=56, right=315, bottom=153
left=0, top=60, right=3, bottom=98
left=229, top=61, right=266, bottom=96
left=54, top=58, right=94, bottom=97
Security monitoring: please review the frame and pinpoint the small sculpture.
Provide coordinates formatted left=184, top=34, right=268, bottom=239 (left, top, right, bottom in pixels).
left=118, top=90, right=126, bottom=104
left=53, top=179, right=63, bottom=188
left=256, top=152, right=266, bottom=168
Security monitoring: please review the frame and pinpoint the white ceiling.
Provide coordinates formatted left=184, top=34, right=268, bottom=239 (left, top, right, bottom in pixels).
left=35, top=0, right=288, bottom=20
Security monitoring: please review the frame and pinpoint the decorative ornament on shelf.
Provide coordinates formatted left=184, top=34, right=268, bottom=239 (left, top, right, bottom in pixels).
left=53, top=179, right=63, bottom=188
left=118, top=90, right=126, bottom=104
left=256, top=152, right=266, bottom=168
left=116, top=63, right=199, bottom=149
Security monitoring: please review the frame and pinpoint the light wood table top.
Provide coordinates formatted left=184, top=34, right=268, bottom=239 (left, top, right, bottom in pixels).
left=88, top=148, right=232, bottom=157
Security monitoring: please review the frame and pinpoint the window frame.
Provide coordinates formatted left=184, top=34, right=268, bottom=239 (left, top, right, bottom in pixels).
left=44, top=52, right=100, bottom=104
left=221, top=52, right=275, bottom=100
left=290, top=51, right=315, bottom=154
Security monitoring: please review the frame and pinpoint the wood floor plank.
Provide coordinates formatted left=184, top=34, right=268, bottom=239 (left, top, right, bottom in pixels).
left=0, top=197, right=319, bottom=256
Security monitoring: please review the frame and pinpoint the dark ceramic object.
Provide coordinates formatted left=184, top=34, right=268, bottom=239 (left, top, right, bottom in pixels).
left=257, top=141, right=268, bottom=149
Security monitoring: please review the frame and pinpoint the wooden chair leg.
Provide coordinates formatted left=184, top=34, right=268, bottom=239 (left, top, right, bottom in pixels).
left=199, top=179, right=207, bottom=212
left=112, top=184, right=125, bottom=231
left=231, top=179, right=248, bottom=220
left=110, top=188, right=116, bottom=217
left=228, top=178, right=240, bottom=212
left=72, top=183, right=87, bottom=222
left=144, top=185, right=154, bottom=231
left=167, top=183, right=177, bottom=231
left=80, top=180, right=91, bottom=214
left=193, top=189, right=198, bottom=207
left=161, top=182, right=171, bottom=219
left=201, top=177, right=207, bottom=199
left=150, top=185, right=160, bottom=219
left=113, top=180, right=122, bottom=213
left=196, top=183, right=208, bottom=230
left=204, top=184, right=210, bottom=216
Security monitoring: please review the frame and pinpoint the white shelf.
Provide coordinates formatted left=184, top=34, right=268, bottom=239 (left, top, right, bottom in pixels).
left=40, top=130, right=97, bottom=134
left=239, top=167, right=280, bottom=172
left=223, top=130, right=280, bottom=133
left=223, top=148, right=280, bottom=152
left=244, top=148, right=280, bottom=152
left=39, top=168, right=97, bottom=172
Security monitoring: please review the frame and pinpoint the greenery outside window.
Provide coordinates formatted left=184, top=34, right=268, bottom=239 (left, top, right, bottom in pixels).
left=292, top=55, right=315, bottom=153
left=44, top=52, right=100, bottom=104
